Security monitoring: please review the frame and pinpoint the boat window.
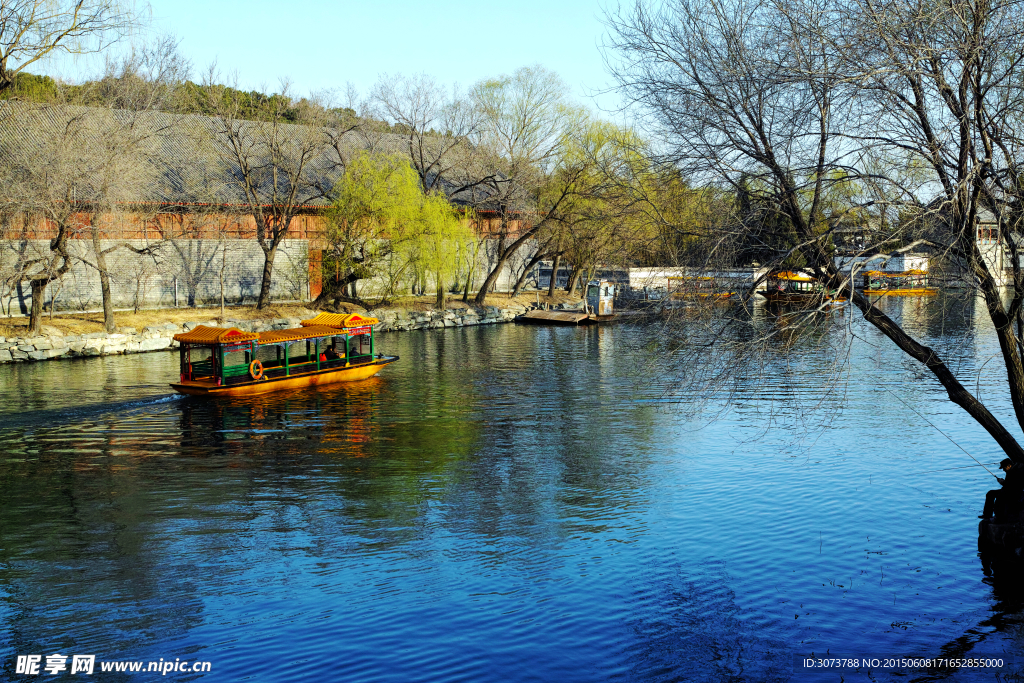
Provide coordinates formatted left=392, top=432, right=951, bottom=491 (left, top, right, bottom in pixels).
left=221, top=348, right=248, bottom=378
left=287, top=341, right=314, bottom=366
left=348, top=334, right=371, bottom=360
left=185, top=346, right=215, bottom=379
left=255, top=345, right=282, bottom=367
left=223, top=349, right=248, bottom=369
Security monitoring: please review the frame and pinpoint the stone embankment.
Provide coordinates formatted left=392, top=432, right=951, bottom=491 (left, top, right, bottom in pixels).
left=0, top=302, right=577, bottom=365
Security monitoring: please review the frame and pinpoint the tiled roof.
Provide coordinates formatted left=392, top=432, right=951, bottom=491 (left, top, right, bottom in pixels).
left=299, top=312, right=380, bottom=328
left=173, top=325, right=259, bottom=344
left=0, top=102, right=505, bottom=211
left=257, top=325, right=345, bottom=344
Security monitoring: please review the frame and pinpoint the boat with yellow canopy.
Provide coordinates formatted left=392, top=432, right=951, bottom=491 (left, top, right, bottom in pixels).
left=667, top=276, right=736, bottom=301
left=170, top=312, right=398, bottom=397
left=757, top=270, right=847, bottom=306
left=861, top=269, right=938, bottom=296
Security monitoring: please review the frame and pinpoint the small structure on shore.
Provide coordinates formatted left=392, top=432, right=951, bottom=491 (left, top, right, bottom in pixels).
left=517, top=280, right=620, bottom=326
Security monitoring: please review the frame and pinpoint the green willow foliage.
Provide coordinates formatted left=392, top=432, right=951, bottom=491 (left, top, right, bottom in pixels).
left=322, top=152, right=472, bottom=307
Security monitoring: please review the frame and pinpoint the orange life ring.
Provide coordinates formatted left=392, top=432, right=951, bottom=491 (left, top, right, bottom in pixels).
left=249, top=359, right=264, bottom=380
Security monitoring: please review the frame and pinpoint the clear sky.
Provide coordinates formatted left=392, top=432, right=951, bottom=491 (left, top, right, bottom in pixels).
left=51, top=0, right=624, bottom=114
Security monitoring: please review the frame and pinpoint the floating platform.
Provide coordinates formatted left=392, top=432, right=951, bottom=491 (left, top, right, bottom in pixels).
left=516, top=309, right=628, bottom=325
left=517, top=310, right=593, bottom=325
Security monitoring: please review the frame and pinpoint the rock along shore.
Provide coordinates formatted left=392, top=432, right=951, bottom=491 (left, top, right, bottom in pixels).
left=0, top=302, right=581, bottom=365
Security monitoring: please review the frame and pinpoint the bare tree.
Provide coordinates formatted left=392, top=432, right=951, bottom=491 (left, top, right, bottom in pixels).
left=70, top=43, right=189, bottom=330
left=0, top=0, right=140, bottom=94
left=194, top=72, right=335, bottom=309
left=604, top=0, right=1024, bottom=462
left=470, top=66, right=585, bottom=303
left=370, top=73, right=485, bottom=194
left=0, top=104, right=96, bottom=334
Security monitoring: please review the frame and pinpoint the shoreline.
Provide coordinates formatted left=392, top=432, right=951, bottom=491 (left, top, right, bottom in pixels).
left=0, top=301, right=582, bottom=365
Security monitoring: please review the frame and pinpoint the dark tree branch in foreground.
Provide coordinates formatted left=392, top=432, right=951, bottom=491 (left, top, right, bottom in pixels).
left=605, top=0, right=1024, bottom=462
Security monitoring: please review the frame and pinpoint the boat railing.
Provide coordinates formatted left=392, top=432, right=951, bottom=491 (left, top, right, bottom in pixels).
left=219, top=353, right=377, bottom=385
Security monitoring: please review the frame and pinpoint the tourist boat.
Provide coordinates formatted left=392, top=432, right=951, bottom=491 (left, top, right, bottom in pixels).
left=170, top=312, right=398, bottom=397
left=757, top=270, right=847, bottom=306
left=861, top=269, right=938, bottom=296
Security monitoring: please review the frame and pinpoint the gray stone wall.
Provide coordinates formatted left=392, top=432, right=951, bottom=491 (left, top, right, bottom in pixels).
left=0, top=239, right=311, bottom=315
left=0, top=236, right=541, bottom=315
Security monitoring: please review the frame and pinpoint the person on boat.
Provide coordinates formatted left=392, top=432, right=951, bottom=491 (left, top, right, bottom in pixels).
left=982, top=459, right=1024, bottom=521
left=323, top=345, right=341, bottom=361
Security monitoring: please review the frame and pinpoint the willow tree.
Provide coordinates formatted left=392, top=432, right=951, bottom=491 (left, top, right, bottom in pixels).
left=314, top=152, right=424, bottom=309
left=0, top=0, right=140, bottom=94
left=470, top=66, right=585, bottom=302
left=411, top=192, right=474, bottom=310
left=605, top=0, right=1024, bottom=462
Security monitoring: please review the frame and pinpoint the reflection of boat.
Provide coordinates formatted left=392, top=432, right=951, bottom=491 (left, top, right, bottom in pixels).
left=667, top=276, right=736, bottom=301
left=757, top=270, right=846, bottom=306
left=861, top=270, right=938, bottom=296
left=170, top=312, right=399, bottom=397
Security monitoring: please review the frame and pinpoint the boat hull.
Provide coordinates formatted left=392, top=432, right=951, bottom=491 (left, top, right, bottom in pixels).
left=757, top=291, right=846, bottom=306
left=862, top=287, right=939, bottom=296
left=170, top=356, right=399, bottom=397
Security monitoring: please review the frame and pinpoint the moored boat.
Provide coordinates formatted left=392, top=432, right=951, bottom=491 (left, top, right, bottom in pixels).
left=170, top=312, right=398, bottom=397
left=516, top=280, right=622, bottom=325
left=757, top=270, right=847, bottom=306
left=861, top=269, right=938, bottom=296
left=667, top=275, right=737, bottom=301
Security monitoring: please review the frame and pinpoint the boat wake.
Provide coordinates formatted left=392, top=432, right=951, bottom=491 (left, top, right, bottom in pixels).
left=0, top=393, right=186, bottom=433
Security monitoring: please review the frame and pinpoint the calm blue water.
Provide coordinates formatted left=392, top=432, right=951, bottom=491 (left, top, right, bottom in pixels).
left=1, top=295, right=1022, bottom=682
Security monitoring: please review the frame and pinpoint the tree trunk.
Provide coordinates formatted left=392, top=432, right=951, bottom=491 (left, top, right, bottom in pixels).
left=28, top=280, right=45, bottom=335
left=98, top=264, right=115, bottom=333
left=435, top=275, right=447, bottom=310
left=848, top=288, right=1024, bottom=462
left=257, top=244, right=278, bottom=310
left=219, top=243, right=226, bottom=323
left=312, top=271, right=361, bottom=309
left=462, top=263, right=474, bottom=303
left=91, top=227, right=116, bottom=333
left=473, top=217, right=542, bottom=304
left=566, top=268, right=582, bottom=297
left=186, top=277, right=198, bottom=308
left=512, top=251, right=548, bottom=298
left=474, top=257, right=506, bottom=304
left=548, top=253, right=561, bottom=297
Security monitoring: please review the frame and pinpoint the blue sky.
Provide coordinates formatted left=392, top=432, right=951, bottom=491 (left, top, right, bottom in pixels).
left=53, top=0, right=623, bottom=113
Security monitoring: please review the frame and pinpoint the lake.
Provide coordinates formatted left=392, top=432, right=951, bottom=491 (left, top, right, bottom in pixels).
left=1, top=294, right=1021, bottom=682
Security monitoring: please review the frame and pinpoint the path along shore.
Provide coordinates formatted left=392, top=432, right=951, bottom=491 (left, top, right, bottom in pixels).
left=0, top=301, right=585, bottom=365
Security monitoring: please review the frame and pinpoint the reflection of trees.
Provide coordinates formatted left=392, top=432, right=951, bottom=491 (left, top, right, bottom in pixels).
left=436, top=324, right=660, bottom=542
left=0, top=418, right=205, bottom=661
left=176, top=368, right=482, bottom=534
left=0, top=323, right=670, bottom=666
left=890, top=559, right=1024, bottom=682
